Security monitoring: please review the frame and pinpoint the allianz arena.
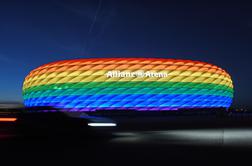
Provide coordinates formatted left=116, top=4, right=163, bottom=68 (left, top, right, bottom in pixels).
left=22, top=58, right=234, bottom=111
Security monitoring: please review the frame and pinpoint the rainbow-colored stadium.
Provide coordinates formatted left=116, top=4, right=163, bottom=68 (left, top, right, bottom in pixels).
left=23, top=58, right=234, bottom=111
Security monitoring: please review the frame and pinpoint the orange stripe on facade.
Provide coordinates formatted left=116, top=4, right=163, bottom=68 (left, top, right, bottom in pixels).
left=25, top=65, right=230, bottom=80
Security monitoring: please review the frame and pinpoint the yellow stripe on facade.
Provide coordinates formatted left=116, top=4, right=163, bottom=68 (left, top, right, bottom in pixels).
left=23, top=75, right=233, bottom=89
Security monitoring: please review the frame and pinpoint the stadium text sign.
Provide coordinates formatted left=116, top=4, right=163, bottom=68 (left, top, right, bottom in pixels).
left=106, top=70, right=168, bottom=78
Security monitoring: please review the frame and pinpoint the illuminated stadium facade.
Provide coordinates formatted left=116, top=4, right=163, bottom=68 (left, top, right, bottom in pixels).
left=23, top=58, right=234, bottom=111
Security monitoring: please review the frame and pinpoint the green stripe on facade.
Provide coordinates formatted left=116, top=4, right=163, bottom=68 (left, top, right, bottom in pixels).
left=23, top=81, right=233, bottom=94
left=23, top=87, right=233, bottom=99
left=23, top=82, right=233, bottom=99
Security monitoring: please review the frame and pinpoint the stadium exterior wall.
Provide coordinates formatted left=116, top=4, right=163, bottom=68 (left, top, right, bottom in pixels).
left=23, top=58, right=234, bottom=111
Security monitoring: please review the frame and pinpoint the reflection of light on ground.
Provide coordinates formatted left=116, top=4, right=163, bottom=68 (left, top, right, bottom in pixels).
left=111, top=129, right=252, bottom=147
left=224, top=129, right=252, bottom=146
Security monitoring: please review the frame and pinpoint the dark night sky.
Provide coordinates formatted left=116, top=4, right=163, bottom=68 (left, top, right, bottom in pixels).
left=0, top=0, right=251, bottom=107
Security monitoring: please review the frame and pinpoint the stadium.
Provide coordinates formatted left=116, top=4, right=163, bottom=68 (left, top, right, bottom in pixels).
left=22, top=58, right=234, bottom=111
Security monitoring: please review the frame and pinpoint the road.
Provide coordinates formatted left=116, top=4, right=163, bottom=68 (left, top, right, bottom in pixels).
left=1, top=115, right=252, bottom=165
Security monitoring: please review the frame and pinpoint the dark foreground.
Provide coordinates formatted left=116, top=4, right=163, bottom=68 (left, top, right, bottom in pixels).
left=1, top=114, right=252, bottom=166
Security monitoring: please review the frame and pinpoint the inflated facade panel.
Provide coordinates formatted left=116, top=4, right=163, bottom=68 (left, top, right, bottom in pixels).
left=23, top=58, right=233, bottom=111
